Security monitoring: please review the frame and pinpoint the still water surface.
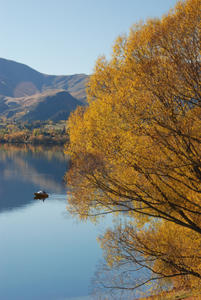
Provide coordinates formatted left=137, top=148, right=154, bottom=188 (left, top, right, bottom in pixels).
left=0, top=145, right=107, bottom=300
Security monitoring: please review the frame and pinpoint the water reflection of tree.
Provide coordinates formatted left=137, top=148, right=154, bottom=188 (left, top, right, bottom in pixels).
left=92, top=261, right=149, bottom=300
left=0, top=144, right=67, bottom=162
left=92, top=222, right=196, bottom=299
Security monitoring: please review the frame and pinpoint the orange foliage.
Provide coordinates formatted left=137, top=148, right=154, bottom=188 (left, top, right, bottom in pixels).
left=66, top=0, right=201, bottom=293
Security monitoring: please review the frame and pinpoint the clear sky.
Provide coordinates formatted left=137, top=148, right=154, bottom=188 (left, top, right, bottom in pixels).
left=0, top=0, right=178, bottom=75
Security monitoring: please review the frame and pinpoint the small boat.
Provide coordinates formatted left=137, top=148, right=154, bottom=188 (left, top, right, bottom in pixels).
left=34, top=191, right=49, bottom=200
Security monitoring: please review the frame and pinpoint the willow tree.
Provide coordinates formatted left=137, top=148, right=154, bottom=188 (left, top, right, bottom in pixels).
left=66, top=0, right=201, bottom=293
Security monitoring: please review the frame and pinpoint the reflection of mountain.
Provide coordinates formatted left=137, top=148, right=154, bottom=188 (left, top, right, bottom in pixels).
left=0, top=145, right=68, bottom=213
left=4, top=155, right=66, bottom=193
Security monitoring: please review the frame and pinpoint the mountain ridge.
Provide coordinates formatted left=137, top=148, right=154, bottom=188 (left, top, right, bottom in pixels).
left=0, top=58, right=88, bottom=122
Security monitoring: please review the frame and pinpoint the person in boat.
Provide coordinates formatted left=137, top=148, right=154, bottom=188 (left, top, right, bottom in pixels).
left=34, top=191, right=49, bottom=199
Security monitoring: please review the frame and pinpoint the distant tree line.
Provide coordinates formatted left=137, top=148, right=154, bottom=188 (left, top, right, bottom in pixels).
left=0, top=120, right=68, bottom=145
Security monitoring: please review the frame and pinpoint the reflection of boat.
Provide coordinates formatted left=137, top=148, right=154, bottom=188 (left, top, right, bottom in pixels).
left=34, top=191, right=49, bottom=200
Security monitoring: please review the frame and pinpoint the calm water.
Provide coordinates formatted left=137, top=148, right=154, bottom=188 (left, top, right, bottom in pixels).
left=0, top=145, right=107, bottom=300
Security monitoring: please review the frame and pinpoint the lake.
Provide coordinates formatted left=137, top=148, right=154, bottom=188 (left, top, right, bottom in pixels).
left=0, top=144, right=108, bottom=300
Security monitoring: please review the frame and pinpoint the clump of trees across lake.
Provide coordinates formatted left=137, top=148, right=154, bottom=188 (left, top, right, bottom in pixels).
left=0, top=120, right=68, bottom=145
left=65, top=0, right=201, bottom=297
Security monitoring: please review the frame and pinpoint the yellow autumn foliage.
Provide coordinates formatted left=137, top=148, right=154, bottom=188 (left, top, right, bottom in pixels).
left=66, top=0, right=201, bottom=291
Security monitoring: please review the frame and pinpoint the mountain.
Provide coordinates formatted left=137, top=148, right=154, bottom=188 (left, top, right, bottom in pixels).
left=0, top=58, right=88, bottom=122
left=2, top=89, right=82, bottom=122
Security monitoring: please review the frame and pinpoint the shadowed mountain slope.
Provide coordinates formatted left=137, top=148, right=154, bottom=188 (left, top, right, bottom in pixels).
left=0, top=89, right=82, bottom=122
left=0, top=58, right=88, bottom=121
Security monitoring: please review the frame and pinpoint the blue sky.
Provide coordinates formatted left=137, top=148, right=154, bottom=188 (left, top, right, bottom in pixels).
left=0, top=0, right=178, bottom=75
